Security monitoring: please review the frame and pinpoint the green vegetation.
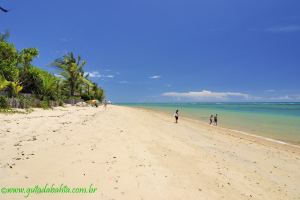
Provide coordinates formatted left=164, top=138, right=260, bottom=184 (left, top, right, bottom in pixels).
left=52, top=52, right=104, bottom=102
left=0, top=96, right=10, bottom=109
left=0, top=32, right=105, bottom=109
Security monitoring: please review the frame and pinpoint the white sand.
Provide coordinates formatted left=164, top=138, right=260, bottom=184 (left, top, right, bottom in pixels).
left=0, top=105, right=299, bottom=200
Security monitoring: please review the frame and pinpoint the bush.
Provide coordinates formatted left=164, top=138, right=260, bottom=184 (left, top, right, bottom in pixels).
left=0, top=96, right=10, bottom=109
left=18, top=95, right=33, bottom=109
left=0, top=41, right=19, bottom=82
left=58, top=99, right=64, bottom=106
left=21, top=66, right=58, bottom=100
left=81, top=94, right=92, bottom=101
left=40, top=99, right=50, bottom=109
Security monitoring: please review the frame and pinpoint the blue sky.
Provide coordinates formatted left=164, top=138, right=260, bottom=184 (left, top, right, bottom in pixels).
left=1, top=0, right=300, bottom=102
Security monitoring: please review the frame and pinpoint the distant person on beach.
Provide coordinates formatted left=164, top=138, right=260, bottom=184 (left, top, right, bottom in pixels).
left=103, top=100, right=107, bottom=109
left=214, top=114, right=218, bottom=126
left=209, top=115, right=213, bottom=125
left=174, top=110, right=179, bottom=123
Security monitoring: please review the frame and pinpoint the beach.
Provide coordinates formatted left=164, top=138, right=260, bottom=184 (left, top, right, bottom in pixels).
left=120, top=103, right=300, bottom=145
left=0, top=105, right=300, bottom=200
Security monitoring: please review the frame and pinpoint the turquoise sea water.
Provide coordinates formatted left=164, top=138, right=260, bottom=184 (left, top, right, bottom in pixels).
left=118, top=103, right=300, bottom=145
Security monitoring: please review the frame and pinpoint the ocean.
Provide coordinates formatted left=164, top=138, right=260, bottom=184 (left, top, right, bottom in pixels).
left=118, top=102, right=300, bottom=145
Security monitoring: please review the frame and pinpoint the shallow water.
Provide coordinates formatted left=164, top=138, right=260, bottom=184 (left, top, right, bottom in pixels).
left=118, top=103, right=300, bottom=145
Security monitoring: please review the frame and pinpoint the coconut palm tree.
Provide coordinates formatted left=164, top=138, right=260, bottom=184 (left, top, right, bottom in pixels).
left=52, top=53, right=86, bottom=97
left=20, top=48, right=39, bottom=72
left=91, top=82, right=104, bottom=101
left=39, top=74, right=57, bottom=100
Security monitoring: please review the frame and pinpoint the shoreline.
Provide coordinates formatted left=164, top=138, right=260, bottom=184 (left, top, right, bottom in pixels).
left=123, top=105, right=300, bottom=153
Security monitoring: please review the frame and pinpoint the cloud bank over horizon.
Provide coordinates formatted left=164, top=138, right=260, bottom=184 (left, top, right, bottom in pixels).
left=162, top=90, right=253, bottom=101
left=161, top=90, right=300, bottom=102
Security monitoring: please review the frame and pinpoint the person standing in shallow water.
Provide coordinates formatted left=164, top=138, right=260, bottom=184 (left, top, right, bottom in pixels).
left=214, top=114, right=218, bottom=126
left=174, top=110, right=179, bottom=123
left=209, top=115, right=213, bottom=125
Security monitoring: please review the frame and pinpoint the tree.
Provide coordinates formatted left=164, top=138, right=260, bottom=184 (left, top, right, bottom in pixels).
left=21, top=66, right=58, bottom=100
left=20, top=48, right=39, bottom=72
left=39, top=73, right=57, bottom=100
left=52, top=52, right=86, bottom=97
left=92, top=82, right=104, bottom=101
left=0, top=40, right=19, bottom=82
left=0, top=74, right=9, bottom=91
left=8, top=81, right=23, bottom=97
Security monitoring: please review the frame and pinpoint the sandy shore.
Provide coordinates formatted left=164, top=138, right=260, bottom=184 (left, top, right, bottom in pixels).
left=0, top=105, right=299, bottom=200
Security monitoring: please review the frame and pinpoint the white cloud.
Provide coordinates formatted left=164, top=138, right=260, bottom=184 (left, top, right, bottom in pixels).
left=149, top=75, right=161, bottom=79
left=118, top=81, right=129, bottom=84
left=85, top=71, right=114, bottom=78
left=85, top=71, right=102, bottom=78
left=162, top=90, right=252, bottom=101
left=269, top=95, right=300, bottom=101
left=54, top=74, right=63, bottom=78
left=266, top=25, right=300, bottom=32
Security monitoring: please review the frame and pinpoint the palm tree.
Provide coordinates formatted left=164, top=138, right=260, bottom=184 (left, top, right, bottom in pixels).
left=39, top=74, right=57, bottom=100
left=52, top=52, right=86, bottom=97
left=91, top=82, right=104, bottom=101
left=20, top=48, right=39, bottom=72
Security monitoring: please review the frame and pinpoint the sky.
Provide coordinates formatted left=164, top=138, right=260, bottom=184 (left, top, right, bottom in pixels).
left=1, top=0, right=300, bottom=102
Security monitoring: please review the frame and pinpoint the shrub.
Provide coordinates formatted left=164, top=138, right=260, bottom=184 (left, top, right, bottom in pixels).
left=58, top=99, right=64, bottom=106
left=40, top=98, right=50, bottom=109
left=21, top=67, right=58, bottom=100
left=18, top=95, right=33, bottom=109
left=0, top=96, right=10, bottom=109
left=0, top=41, right=19, bottom=82
left=81, top=94, right=92, bottom=101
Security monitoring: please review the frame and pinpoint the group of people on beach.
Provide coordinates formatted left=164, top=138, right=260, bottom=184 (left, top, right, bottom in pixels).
left=174, top=110, right=218, bottom=126
left=209, top=114, right=218, bottom=126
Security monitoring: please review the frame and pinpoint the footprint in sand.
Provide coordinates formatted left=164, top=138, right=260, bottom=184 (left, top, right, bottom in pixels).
left=27, top=136, right=37, bottom=141
left=61, top=121, right=72, bottom=125
left=14, top=143, right=22, bottom=147
left=7, top=163, right=15, bottom=169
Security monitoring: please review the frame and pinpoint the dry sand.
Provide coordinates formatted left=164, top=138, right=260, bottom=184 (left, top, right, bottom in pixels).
left=0, top=105, right=299, bottom=200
